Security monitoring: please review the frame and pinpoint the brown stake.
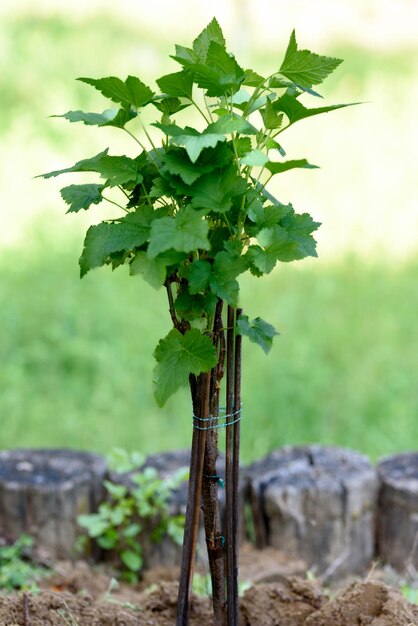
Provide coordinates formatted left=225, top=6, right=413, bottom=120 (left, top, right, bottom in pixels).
left=176, top=372, right=210, bottom=626
left=232, top=307, right=243, bottom=621
left=201, top=299, right=226, bottom=626
left=225, top=305, right=236, bottom=625
left=23, top=592, right=31, bottom=626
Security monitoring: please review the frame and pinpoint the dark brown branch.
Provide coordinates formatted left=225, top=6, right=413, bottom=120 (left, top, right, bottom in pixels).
left=176, top=372, right=211, bottom=626
left=23, top=593, right=31, bottom=626
left=232, top=307, right=243, bottom=622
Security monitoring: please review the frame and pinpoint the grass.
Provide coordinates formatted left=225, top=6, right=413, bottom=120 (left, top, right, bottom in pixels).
left=1, top=229, right=417, bottom=464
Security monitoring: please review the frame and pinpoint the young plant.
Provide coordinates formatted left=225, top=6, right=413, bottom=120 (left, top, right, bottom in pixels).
left=0, top=535, right=47, bottom=591
left=77, top=448, right=187, bottom=582
left=41, top=19, right=354, bottom=625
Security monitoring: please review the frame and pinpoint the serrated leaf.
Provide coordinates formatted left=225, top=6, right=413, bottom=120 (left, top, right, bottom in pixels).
left=60, top=184, right=104, bottom=213
left=243, top=69, right=265, bottom=87
left=154, top=123, right=226, bottom=163
left=121, top=550, right=143, bottom=572
left=40, top=150, right=144, bottom=188
left=274, top=93, right=356, bottom=127
left=281, top=209, right=321, bottom=257
left=152, top=97, right=190, bottom=115
left=156, top=70, right=194, bottom=99
left=148, top=206, right=209, bottom=258
left=162, top=149, right=211, bottom=185
left=55, top=107, right=137, bottom=128
left=269, top=76, right=323, bottom=98
left=79, top=207, right=154, bottom=276
left=209, top=251, right=247, bottom=306
left=192, top=17, right=226, bottom=61
left=174, top=287, right=217, bottom=321
left=190, top=169, right=246, bottom=213
left=265, top=159, right=318, bottom=175
left=186, top=41, right=245, bottom=97
left=240, top=149, right=269, bottom=167
left=130, top=251, right=166, bottom=289
left=260, top=100, right=283, bottom=130
left=279, top=30, right=342, bottom=88
left=153, top=328, right=217, bottom=406
left=236, top=314, right=279, bottom=354
left=187, top=259, right=212, bottom=293
left=78, top=75, right=154, bottom=109
left=206, top=114, right=257, bottom=136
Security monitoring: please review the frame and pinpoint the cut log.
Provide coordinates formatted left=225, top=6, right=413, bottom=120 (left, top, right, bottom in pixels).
left=245, top=445, right=378, bottom=579
left=0, top=449, right=107, bottom=559
left=377, top=452, right=418, bottom=572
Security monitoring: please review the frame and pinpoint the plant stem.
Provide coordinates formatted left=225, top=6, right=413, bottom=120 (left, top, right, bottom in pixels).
left=225, top=305, right=237, bottom=625
left=201, top=299, right=226, bottom=626
left=176, top=372, right=210, bottom=626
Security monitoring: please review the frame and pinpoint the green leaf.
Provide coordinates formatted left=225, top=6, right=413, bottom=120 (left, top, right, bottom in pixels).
left=77, top=514, right=109, bottom=538
left=153, top=328, right=217, bottom=406
left=60, top=184, right=104, bottom=213
left=174, top=287, right=217, bottom=321
left=130, top=251, right=166, bottom=289
left=121, top=549, right=143, bottom=572
left=192, top=17, right=226, bottom=61
left=274, top=93, right=356, bottom=127
left=190, top=169, right=247, bottom=213
left=152, top=97, right=190, bottom=115
left=281, top=209, right=321, bottom=257
left=243, top=69, right=265, bottom=87
left=79, top=207, right=154, bottom=277
left=279, top=30, right=342, bottom=88
left=240, top=149, right=269, bottom=167
left=187, top=260, right=212, bottom=293
left=265, top=159, right=318, bottom=175
left=157, top=70, right=193, bottom=99
left=154, top=123, right=226, bottom=163
left=104, top=481, right=128, bottom=499
left=185, top=42, right=245, bottom=97
left=78, top=75, right=155, bottom=109
left=148, top=205, right=209, bottom=258
left=55, top=107, right=137, bottom=128
left=260, top=100, right=283, bottom=130
left=40, top=150, right=144, bottom=188
left=162, top=149, right=211, bottom=185
left=209, top=251, right=247, bottom=306
left=236, top=314, right=279, bottom=354
left=206, top=114, right=257, bottom=136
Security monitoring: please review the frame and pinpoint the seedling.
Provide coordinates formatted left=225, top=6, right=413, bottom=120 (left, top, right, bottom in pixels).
left=41, top=18, right=353, bottom=625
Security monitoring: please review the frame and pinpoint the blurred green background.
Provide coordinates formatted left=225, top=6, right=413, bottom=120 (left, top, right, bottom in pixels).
left=1, top=1, right=417, bottom=463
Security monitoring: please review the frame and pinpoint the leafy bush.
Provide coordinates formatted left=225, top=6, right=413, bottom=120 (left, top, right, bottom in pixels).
left=78, top=448, right=188, bottom=581
left=0, top=535, right=47, bottom=591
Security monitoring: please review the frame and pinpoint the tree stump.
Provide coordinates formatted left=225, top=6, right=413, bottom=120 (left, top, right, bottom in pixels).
left=0, top=449, right=107, bottom=558
left=245, top=445, right=378, bottom=579
left=377, top=452, right=418, bottom=572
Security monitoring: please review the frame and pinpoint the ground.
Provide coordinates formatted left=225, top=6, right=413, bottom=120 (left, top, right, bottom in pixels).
left=0, top=546, right=417, bottom=625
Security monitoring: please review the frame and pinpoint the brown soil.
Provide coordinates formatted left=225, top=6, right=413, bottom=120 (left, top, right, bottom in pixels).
left=0, top=548, right=417, bottom=625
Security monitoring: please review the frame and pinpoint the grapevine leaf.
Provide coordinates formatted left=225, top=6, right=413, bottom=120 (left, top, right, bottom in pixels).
left=206, top=114, right=257, bottom=135
left=274, top=93, right=356, bottom=127
left=260, top=100, right=283, bottom=130
left=243, top=69, right=265, bottom=87
left=265, top=159, right=319, bottom=175
left=269, top=75, right=323, bottom=98
left=174, top=288, right=217, bottom=321
left=39, top=149, right=110, bottom=178
left=156, top=71, right=194, bottom=99
left=54, top=107, right=137, bottom=128
left=152, top=97, right=190, bottom=115
left=192, top=17, right=226, bottom=61
left=236, top=314, right=279, bottom=354
left=281, top=210, right=321, bottom=257
left=78, top=76, right=155, bottom=109
left=154, top=123, right=226, bottom=163
left=60, top=184, right=104, bottom=213
left=130, top=251, right=166, bottom=289
left=148, top=206, right=209, bottom=258
left=279, top=30, right=342, bottom=88
left=153, top=328, right=217, bottom=406
left=79, top=207, right=154, bottom=276
left=187, top=260, right=212, bottom=293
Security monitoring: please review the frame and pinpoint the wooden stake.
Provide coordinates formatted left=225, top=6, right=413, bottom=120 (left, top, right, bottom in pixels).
left=176, top=372, right=210, bottom=626
left=225, top=305, right=236, bottom=625
left=232, top=307, right=243, bottom=621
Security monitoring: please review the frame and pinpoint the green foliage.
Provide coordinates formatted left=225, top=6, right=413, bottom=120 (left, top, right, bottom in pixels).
left=0, top=535, right=48, bottom=591
left=41, top=18, right=353, bottom=405
left=78, top=448, right=188, bottom=582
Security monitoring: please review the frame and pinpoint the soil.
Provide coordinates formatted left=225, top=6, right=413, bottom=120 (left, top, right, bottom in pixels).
left=0, top=548, right=417, bottom=625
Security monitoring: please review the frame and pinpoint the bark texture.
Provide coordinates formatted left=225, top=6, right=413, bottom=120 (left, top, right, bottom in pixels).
left=377, top=452, right=418, bottom=572
left=245, top=445, right=378, bottom=579
left=0, top=449, right=107, bottom=558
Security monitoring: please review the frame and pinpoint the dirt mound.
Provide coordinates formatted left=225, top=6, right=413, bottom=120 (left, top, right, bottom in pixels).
left=0, top=579, right=417, bottom=625
left=305, top=581, right=418, bottom=626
